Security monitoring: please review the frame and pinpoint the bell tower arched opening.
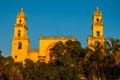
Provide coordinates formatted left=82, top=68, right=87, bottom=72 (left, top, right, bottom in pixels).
left=18, top=30, right=21, bottom=37
left=18, top=42, right=22, bottom=49
left=96, top=18, right=99, bottom=23
left=96, top=31, right=100, bottom=37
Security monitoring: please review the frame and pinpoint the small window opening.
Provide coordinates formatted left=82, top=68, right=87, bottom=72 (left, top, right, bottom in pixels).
left=15, top=56, right=17, bottom=59
left=18, top=42, right=22, bottom=49
left=18, top=30, right=21, bottom=37
left=96, top=31, right=100, bottom=37
left=96, top=18, right=99, bottom=23
left=19, top=19, right=22, bottom=23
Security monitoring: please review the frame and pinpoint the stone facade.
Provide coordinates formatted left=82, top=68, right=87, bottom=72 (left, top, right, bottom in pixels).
left=88, top=7, right=105, bottom=47
left=11, top=7, right=104, bottom=62
left=11, top=8, right=75, bottom=62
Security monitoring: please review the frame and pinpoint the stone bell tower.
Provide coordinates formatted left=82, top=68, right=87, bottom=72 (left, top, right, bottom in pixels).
left=88, top=7, right=105, bottom=47
left=11, top=8, right=30, bottom=62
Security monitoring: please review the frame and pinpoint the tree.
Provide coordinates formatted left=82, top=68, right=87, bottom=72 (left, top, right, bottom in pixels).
left=24, top=59, right=39, bottom=80
left=0, top=50, right=2, bottom=56
left=0, top=56, right=23, bottom=80
left=49, top=40, right=85, bottom=79
left=104, top=38, right=120, bottom=79
left=88, top=41, right=105, bottom=80
left=105, top=38, right=120, bottom=64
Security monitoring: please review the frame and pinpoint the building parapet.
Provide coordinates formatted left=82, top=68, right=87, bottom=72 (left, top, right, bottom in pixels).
left=88, top=36, right=104, bottom=39
left=39, top=35, right=76, bottom=40
left=29, top=49, right=39, bottom=52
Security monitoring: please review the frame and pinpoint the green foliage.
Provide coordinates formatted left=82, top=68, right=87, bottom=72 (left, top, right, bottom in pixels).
left=0, top=38, right=120, bottom=80
left=0, top=56, right=23, bottom=80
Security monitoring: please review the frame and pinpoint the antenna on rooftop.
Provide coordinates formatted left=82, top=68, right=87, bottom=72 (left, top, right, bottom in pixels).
left=57, top=26, right=59, bottom=37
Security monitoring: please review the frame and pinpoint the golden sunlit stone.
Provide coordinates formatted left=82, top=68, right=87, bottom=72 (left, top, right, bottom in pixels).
left=12, top=7, right=105, bottom=63
left=87, top=7, right=105, bottom=48
left=11, top=8, right=75, bottom=63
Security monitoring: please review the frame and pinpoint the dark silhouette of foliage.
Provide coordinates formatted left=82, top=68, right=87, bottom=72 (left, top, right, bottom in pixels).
left=0, top=38, right=120, bottom=80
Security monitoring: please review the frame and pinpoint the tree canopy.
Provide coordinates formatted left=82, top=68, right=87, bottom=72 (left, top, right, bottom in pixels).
left=0, top=38, right=120, bottom=80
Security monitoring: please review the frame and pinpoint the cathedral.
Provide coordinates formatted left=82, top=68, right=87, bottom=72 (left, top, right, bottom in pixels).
left=11, top=7, right=104, bottom=63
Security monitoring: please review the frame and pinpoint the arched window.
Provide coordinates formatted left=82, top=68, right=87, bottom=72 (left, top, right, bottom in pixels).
left=18, top=30, right=21, bottom=37
left=18, top=42, right=22, bottom=49
left=19, top=19, right=22, bottom=23
left=96, top=18, right=99, bottom=23
left=96, top=31, right=100, bottom=37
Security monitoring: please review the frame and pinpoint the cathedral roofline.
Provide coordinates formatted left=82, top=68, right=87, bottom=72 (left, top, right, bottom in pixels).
left=29, top=49, right=39, bottom=52
left=39, top=36, right=76, bottom=40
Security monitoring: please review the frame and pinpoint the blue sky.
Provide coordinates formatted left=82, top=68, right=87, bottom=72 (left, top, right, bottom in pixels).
left=0, top=0, right=120, bottom=56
